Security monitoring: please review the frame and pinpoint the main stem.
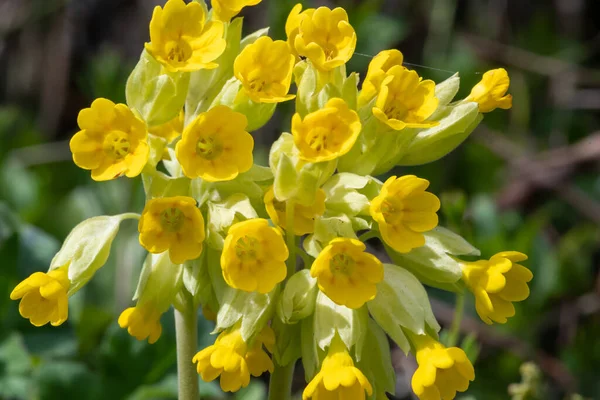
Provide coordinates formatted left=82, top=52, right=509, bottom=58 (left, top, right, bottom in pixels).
left=175, top=293, right=200, bottom=400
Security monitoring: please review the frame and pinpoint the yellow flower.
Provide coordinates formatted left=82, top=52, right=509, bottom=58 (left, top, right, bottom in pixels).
left=372, top=66, right=439, bottom=131
left=193, top=325, right=274, bottom=392
left=370, top=175, right=440, bottom=253
left=149, top=110, right=184, bottom=143
left=234, top=36, right=295, bottom=103
left=221, top=219, right=288, bottom=293
left=212, top=0, right=262, bottom=22
left=310, top=238, right=383, bottom=309
left=303, top=334, right=373, bottom=400
left=264, top=186, right=326, bottom=235
left=465, top=68, right=512, bottom=113
left=175, top=105, right=253, bottom=182
left=138, top=196, right=206, bottom=264
left=292, top=98, right=361, bottom=163
left=461, top=251, right=533, bottom=324
left=285, top=3, right=313, bottom=59
left=145, top=0, right=226, bottom=72
left=70, top=98, right=149, bottom=181
left=118, top=303, right=163, bottom=344
left=410, top=333, right=475, bottom=400
left=358, top=49, right=404, bottom=108
left=292, top=6, right=356, bottom=71
left=10, top=265, right=70, bottom=327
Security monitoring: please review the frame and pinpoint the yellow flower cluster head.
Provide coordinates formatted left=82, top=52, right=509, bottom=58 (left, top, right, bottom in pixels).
left=462, top=251, right=533, bottom=324
left=16, top=1, right=525, bottom=399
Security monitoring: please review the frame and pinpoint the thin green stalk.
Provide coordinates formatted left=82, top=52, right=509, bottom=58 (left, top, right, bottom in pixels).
left=268, top=361, right=295, bottom=400
left=285, top=200, right=296, bottom=278
left=175, top=293, right=200, bottom=400
left=295, top=246, right=312, bottom=269
left=358, top=230, right=379, bottom=242
left=447, top=293, right=465, bottom=347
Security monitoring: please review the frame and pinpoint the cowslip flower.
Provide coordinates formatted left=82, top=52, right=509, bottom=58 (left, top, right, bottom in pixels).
left=221, top=219, right=288, bottom=293
left=370, top=175, right=440, bottom=253
left=234, top=36, right=295, bottom=103
left=175, top=105, right=253, bottom=182
left=410, top=333, right=475, bottom=400
left=292, top=98, right=361, bottom=163
left=303, top=334, right=372, bottom=399
left=461, top=251, right=533, bottom=324
left=70, top=98, right=149, bottom=181
left=358, top=49, right=404, bottom=108
left=212, top=0, right=262, bottom=22
left=149, top=110, right=184, bottom=143
left=10, top=265, right=70, bottom=327
left=465, top=68, right=512, bottom=113
left=145, top=0, right=226, bottom=72
left=285, top=3, right=313, bottom=59
left=193, top=325, right=274, bottom=392
left=310, top=238, right=383, bottom=309
left=264, top=186, right=326, bottom=235
left=138, top=196, right=206, bottom=264
left=292, top=6, right=356, bottom=71
left=372, top=66, right=439, bottom=131
left=118, top=303, right=163, bottom=344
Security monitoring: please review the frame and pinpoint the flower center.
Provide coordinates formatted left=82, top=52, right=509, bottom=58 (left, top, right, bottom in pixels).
left=384, top=101, right=408, bottom=121
left=307, top=127, right=330, bottom=152
left=235, top=236, right=260, bottom=261
left=329, top=253, right=356, bottom=276
left=248, top=79, right=266, bottom=92
left=196, top=136, right=223, bottom=160
left=160, top=207, right=185, bottom=232
left=381, top=199, right=403, bottom=225
left=165, top=40, right=192, bottom=63
left=103, top=130, right=131, bottom=159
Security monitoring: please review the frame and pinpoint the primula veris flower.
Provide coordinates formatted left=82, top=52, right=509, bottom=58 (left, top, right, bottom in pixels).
left=410, top=333, right=475, bottom=400
left=145, top=0, right=226, bottom=72
left=303, top=334, right=373, bottom=399
left=212, top=0, right=262, bottom=22
left=285, top=3, right=312, bottom=59
left=118, top=303, right=163, bottom=344
left=221, top=219, right=288, bottom=293
left=292, top=98, right=361, bottom=163
left=311, top=238, right=383, bottom=309
left=175, top=105, right=253, bottom=182
left=264, top=186, right=326, bottom=235
left=70, top=98, right=149, bottom=181
left=292, top=6, right=356, bottom=71
left=234, top=36, right=295, bottom=104
left=462, top=251, right=533, bottom=324
left=372, top=66, right=439, bottom=131
left=358, top=49, right=404, bottom=108
left=370, top=175, right=440, bottom=253
left=149, top=110, right=184, bottom=143
left=465, top=68, right=512, bottom=113
left=10, top=265, right=70, bottom=327
left=138, top=196, right=206, bottom=264
left=193, top=325, right=274, bottom=392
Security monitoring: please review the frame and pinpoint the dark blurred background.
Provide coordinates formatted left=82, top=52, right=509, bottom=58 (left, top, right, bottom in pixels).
left=1, top=0, right=599, bottom=399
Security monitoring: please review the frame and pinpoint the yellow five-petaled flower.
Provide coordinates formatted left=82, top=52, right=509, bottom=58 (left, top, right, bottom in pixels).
left=358, top=49, right=405, bottom=108
left=118, top=302, right=163, bottom=344
left=466, top=68, right=512, bottom=113
left=212, top=0, right=262, bottom=22
left=145, top=0, right=226, bottom=72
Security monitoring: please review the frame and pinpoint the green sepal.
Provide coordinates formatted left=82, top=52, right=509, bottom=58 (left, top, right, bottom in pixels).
left=300, top=316, right=320, bottom=380
left=142, top=170, right=191, bottom=199
left=434, top=73, right=460, bottom=107
left=356, top=319, right=396, bottom=399
left=205, top=193, right=258, bottom=250
left=321, top=172, right=381, bottom=217
left=275, top=269, right=318, bottom=324
left=304, top=213, right=358, bottom=258
left=133, top=252, right=183, bottom=312
left=183, top=249, right=219, bottom=312
left=272, top=317, right=302, bottom=366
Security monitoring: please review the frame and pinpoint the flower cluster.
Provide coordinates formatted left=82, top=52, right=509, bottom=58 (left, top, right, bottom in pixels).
left=11, top=1, right=532, bottom=399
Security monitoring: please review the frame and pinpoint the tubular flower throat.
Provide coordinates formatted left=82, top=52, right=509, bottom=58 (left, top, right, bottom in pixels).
left=264, top=186, right=326, bottom=235
left=372, top=66, right=439, bottom=131
left=462, top=251, right=533, bottom=325
left=292, top=98, right=361, bottom=163
left=310, top=238, right=383, bottom=309
left=193, top=325, right=275, bottom=392
left=234, top=36, right=296, bottom=103
left=358, top=49, right=405, bottom=108
left=221, top=219, right=289, bottom=293
left=303, top=335, right=373, bottom=400
left=466, top=68, right=512, bottom=113
left=291, top=6, right=357, bottom=71
left=145, top=0, right=226, bottom=72
left=138, top=196, right=206, bottom=264
left=70, top=98, right=149, bottom=181
left=175, top=105, right=253, bottom=182
left=212, top=0, right=262, bottom=22
left=118, top=303, right=163, bottom=344
left=410, top=334, right=475, bottom=400
left=149, top=110, right=184, bottom=143
left=10, top=265, right=70, bottom=327
left=370, top=175, right=440, bottom=254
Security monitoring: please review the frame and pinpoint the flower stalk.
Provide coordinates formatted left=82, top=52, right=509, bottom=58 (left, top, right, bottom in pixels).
left=175, top=292, right=200, bottom=400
